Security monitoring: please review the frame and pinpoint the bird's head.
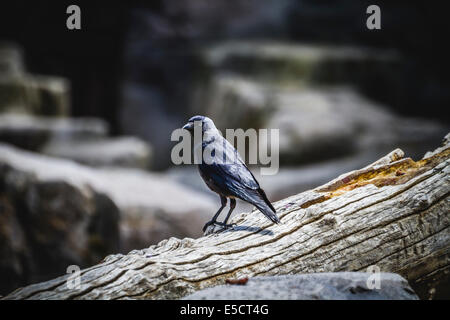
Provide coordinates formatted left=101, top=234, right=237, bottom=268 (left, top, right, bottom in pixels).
left=182, top=115, right=216, bottom=133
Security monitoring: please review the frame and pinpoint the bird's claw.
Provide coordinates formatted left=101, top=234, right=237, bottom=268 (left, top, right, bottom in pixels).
left=213, top=222, right=237, bottom=229
left=203, top=221, right=237, bottom=233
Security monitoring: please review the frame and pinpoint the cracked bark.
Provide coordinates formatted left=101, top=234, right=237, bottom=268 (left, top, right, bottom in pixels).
left=3, top=133, right=450, bottom=300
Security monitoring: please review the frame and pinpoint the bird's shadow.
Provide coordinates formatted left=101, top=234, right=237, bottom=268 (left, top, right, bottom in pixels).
left=205, top=224, right=274, bottom=236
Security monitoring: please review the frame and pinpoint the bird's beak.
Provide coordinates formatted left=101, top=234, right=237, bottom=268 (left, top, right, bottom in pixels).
left=182, top=122, right=194, bottom=131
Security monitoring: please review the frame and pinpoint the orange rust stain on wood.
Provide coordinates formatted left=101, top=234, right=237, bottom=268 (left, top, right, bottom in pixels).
left=396, top=170, right=405, bottom=176
left=323, top=148, right=449, bottom=199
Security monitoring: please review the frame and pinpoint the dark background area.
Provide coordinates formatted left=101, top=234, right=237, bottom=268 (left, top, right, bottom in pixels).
left=0, top=0, right=449, bottom=133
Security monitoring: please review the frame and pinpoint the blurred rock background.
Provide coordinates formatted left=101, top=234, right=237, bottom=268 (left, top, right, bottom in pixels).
left=0, top=0, right=449, bottom=295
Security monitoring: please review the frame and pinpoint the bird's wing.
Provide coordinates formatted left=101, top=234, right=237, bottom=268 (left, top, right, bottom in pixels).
left=199, top=160, right=279, bottom=223
left=201, top=136, right=260, bottom=190
left=199, top=161, right=258, bottom=197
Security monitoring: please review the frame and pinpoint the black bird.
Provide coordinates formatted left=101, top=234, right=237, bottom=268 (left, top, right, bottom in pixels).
left=182, top=115, right=280, bottom=232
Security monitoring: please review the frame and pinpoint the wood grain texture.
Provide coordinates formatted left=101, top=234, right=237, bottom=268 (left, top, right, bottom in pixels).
left=4, top=134, right=450, bottom=300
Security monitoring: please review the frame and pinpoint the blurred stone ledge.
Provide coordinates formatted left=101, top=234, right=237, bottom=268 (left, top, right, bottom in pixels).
left=188, top=41, right=448, bottom=167
left=0, top=114, right=108, bottom=151
left=0, top=143, right=215, bottom=295
left=0, top=113, right=153, bottom=169
left=0, top=43, right=24, bottom=76
left=198, top=41, right=399, bottom=87
left=0, top=44, right=155, bottom=170
left=0, top=43, right=70, bottom=117
left=183, top=273, right=419, bottom=300
left=42, top=136, right=153, bottom=169
left=193, top=74, right=447, bottom=165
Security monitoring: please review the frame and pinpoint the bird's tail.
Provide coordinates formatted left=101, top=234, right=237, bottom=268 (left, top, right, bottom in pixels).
left=246, top=188, right=280, bottom=224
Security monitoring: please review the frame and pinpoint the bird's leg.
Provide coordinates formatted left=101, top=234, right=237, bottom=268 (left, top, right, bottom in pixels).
left=215, top=198, right=236, bottom=229
left=203, top=196, right=227, bottom=232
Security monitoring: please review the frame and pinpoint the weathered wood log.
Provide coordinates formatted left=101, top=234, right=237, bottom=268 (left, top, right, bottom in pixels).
left=4, top=133, right=450, bottom=300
